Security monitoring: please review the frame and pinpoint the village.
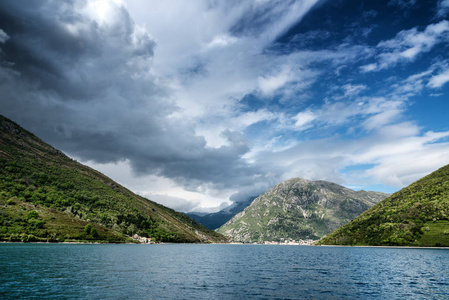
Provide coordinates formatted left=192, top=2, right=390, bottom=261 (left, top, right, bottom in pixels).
left=262, top=239, right=316, bottom=246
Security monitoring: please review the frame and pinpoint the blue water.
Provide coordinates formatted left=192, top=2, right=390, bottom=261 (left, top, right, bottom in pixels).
left=1, top=244, right=448, bottom=299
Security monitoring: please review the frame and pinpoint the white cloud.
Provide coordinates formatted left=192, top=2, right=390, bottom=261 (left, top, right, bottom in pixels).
left=374, top=20, right=449, bottom=70
left=0, top=28, right=9, bottom=43
left=362, top=109, right=402, bottom=131
left=360, top=63, right=378, bottom=73
left=342, top=84, right=367, bottom=97
left=81, top=159, right=233, bottom=212
left=233, top=109, right=278, bottom=129
left=437, top=0, right=449, bottom=17
left=254, top=122, right=449, bottom=189
left=207, top=34, right=238, bottom=48
left=427, top=67, right=449, bottom=88
left=293, top=110, right=316, bottom=130
left=332, top=83, right=368, bottom=99
left=258, top=67, right=293, bottom=95
left=360, top=130, right=449, bottom=187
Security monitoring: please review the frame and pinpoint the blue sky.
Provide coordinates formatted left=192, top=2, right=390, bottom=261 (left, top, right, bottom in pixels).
left=1, top=0, right=449, bottom=212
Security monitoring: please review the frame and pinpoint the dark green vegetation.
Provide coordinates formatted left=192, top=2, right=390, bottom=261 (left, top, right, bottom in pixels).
left=0, top=115, right=227, bottom=243
left=217, top=178, right=388, bottom=243
left=318, top=164, right=449, bottom=247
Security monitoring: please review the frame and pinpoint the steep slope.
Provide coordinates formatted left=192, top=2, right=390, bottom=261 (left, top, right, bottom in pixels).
left=317, top=164, right=449, bottom=247
left=0, top=115, right=227, bottom=243
left=186, top=197, right=256, bottom=230
left=217, top=178, right=388, bottom=243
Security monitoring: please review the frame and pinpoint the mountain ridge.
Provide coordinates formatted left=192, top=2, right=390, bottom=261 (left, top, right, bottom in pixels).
left=186, top=196, right=256, bottom=230
left=217, top=177, right=389, bottom=243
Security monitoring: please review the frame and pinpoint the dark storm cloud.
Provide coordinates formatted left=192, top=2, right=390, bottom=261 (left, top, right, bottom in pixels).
left=0, top=1, right=102, bottom=99
left=0, top=0, right=260, bottom=192
left=127, top=128, right=257, bottom=191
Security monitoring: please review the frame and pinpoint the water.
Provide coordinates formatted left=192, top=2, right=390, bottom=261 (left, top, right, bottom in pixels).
left=1, top=244, right=448, bottom=299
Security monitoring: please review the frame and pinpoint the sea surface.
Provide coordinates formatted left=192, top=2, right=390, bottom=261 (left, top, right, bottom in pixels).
left=1, top=243, right=448, bottom=299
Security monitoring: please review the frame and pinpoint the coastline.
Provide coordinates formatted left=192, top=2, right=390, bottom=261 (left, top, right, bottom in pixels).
left=2, top=240, right=449, bottom=249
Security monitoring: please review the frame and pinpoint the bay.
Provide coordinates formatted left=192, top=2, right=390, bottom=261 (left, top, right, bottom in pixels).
left=1, top=244, right=448, bottom=299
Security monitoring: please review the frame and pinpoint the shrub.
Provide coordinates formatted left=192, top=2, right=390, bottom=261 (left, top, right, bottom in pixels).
left=26, top=210, right=39, bottom=221
left=90, top=228, right=99, bottom=238
left=84, top=224, right=92, bottom=235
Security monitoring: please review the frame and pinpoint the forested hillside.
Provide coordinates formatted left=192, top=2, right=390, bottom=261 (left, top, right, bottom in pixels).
left=318, top=164, right=449, bottom=247
left=0, top=115, right=227, bottom=243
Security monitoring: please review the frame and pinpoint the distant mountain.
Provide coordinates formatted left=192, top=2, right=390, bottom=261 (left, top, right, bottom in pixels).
left=186, top=197, right=256, bottom=230
left=0, top=115, right=227, bottom=243
left=318, top=164, right=449, bottom=247
left=217, top=178, right=388, bottom=243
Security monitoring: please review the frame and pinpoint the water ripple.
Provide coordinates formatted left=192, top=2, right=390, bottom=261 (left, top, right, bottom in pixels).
left=0, top=244, right=448, bottom=299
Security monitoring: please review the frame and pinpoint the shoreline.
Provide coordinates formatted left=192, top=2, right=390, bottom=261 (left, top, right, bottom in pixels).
left=316, top=244, right=449, bottom=249
left=2, top=240, right=449, bottom=249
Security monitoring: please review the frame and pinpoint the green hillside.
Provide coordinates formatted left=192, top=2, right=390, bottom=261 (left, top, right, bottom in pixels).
left=317, top=164, right=449, bottom=247
left=0, top=115, right=227, bottom=243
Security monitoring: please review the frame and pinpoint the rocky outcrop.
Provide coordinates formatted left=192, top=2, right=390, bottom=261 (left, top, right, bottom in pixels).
left=217, top=178, right=389, bottom=243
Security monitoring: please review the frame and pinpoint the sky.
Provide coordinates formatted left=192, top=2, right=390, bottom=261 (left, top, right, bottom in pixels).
left=1, top=0, right=449, bottom=213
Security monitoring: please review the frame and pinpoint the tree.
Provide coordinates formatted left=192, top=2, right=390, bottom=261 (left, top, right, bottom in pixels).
left=84, top=224, right=92, bottom=235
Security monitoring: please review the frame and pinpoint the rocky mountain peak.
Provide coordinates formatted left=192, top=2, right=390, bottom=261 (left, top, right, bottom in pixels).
left=217, top=178, right=389, bottom=243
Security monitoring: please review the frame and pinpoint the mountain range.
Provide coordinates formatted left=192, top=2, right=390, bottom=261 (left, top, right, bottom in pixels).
left=0, top=115, right=227, bottom=243
left=5, top=113, right=446, bottom=247
left=186, top=197, right=256, bottom=230
left=217, top=178, right=388, bottom=243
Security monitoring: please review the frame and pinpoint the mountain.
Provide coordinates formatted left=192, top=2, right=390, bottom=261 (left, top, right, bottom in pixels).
left=217, top=178, right=388, bottom=243
left=186, top=197, right=256, bottom=230
left=317, top=164, right=449, bottom=247
left=0, top=115, right=227, bottom=243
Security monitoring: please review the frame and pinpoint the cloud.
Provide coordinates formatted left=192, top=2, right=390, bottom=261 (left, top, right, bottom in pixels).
left=257, top=67, right=294, bottom=95
left=360, top=63, right=378, bottom=73
left=437, top=0, right=449, bottom=17
left=388, top=0, right=417, bottom=10
left=427, top=67, right=449, bottom=88
left=253, top=121, right=449, bottom=189
left=0, top=29, right=9, bottom=44
left=360, top=129, right=449, bottom=187
left=363, top=20, right=449, bottom=71
left=207, top=34, right=238, bottom=48
left=0, top=0, right=323, bottom=209
left=293, top=110, right=316, bottom=130
left=332, top=84, right=368, bottom=100
left=1, top=0, right=449, bottom=212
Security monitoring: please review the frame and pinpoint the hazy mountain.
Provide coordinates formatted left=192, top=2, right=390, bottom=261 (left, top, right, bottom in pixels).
left=0, top=115, right=227, bottom=243
left=217, top=178, right=388, bottom=243
left=186, top=197, right=256, bottom=230
left=318, top=164, right=449, bottom=247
